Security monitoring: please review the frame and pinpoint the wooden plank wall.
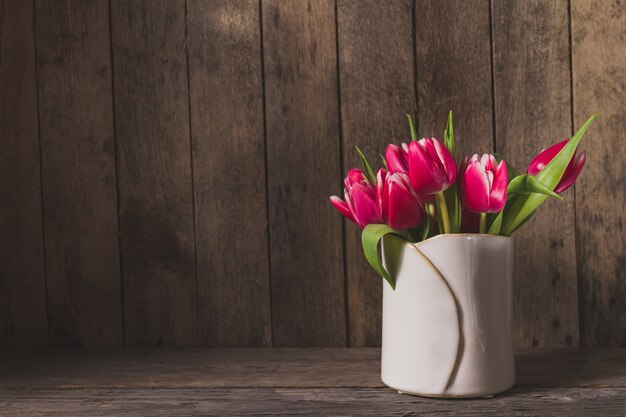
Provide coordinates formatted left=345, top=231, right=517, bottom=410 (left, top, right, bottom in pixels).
left=0, top=0, right=623, bottom=348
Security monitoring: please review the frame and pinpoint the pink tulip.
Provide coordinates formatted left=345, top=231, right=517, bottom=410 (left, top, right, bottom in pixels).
left=527, top=139, right=586, bottom=194
left=385, top=143, right=409, bottom=174
left=330, top=169, right=382, bottom=228
left=461, top=154, right=508, bottom=213
left=376, top=169, right=424, bottom=230
left=408, top=138, right=457, bottom=195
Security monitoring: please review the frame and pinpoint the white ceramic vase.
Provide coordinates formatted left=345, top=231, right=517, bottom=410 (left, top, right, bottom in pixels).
left=381, top=234, right=515, bottom=398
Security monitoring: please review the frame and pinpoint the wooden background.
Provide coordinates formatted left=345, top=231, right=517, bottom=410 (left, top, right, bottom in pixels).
left=0, top=0, right=624, bottom=348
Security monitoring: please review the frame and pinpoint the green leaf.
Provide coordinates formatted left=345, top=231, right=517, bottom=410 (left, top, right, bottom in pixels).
left=443, top=111, right=455, bottom=156
left=487, top=211, right=503, bottom=235
left=508, top=174, right=563, bottom=200
left=500, top=113, right=597, bottom=235
left=355, top=146, right=377, bottom=185
left=407, top=114, right=418, bottom=141
left=444, top=182, right=461, bottom=233
left=379, top=154, right=387, bottom=169
left=362, top=224, right=406, bottom=289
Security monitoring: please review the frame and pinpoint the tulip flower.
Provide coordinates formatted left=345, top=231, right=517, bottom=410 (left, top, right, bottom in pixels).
left=527, top=139, right=586, bottom=194
left=404, top=138, right=457, bottom=232
left=461, top=154, right=508, bottom=213
left=330, top=169, right=382, bottom=229
left=385, top=143, right=409, bottom=174
left=407, top=138, right=457, bottom=195
left=376, top=169, right=424, bottom=230
left=461, top=154, right=508, bottom=233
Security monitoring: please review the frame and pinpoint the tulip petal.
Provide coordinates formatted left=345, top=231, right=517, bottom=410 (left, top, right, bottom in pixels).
left=351, top=182, right=382, bottom=227
left=527, top=140, right=568, bottom=176
left=462, top=162, right=491, bottom=213
left=433, top=138, right=457, bottom=184
left=489, top=160, right=508, bottom=212
left=346, top=169, right=366, bottom=187
left=408, top=141, right=446, bottom=194
left=386, top=174, right=423, bottom=230
left=555, top=151, right=586, bottom=194
left=385, top=144, right=409, bottom=174
left=376, top=169, right=388, bottom=221
left=330, top=195, right=356, bottom=224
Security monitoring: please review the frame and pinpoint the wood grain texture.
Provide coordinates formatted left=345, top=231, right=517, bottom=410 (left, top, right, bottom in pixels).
left=492, top=0, right=578, bottom=348
left=0, top=0, right=46, bottom=347
left=111, top=0, right=197, bottom=347
left=35, top=0, right=122, bottom=347
left=415, top=0, right=494, bottom=156
left=1, top=349, right=626, bottom=416
left=337, top=0, right=415, bottom=347
left=187, top=0, right=271, bottom=347
left=1, top=387, right=625, bottom=416
left=262, top=0, right=346, bottom=346
left=571, top=0, right=626, bottom=347
left=2, top=348, right=626, bottom=390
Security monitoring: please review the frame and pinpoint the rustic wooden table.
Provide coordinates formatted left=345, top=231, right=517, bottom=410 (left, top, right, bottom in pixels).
left=1, top=349, right=624, bottom=416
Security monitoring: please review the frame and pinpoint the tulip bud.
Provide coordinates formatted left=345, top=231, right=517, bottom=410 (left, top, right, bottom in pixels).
left=376, top=169, right=424, bottom=230
left=460, top=154, right=508, bottom=213
left=408, top=138, right=457, bottom=195
left=330, top=169, right=382, bottom=229
left=527, top=139, right=586, bottom=194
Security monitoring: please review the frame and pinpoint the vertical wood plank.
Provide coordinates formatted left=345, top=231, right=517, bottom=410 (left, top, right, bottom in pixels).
left=263, top=0, right=346, bottom=346
left=187, top=0, right=271, bottom=347
left=111, top=0, right=197, bottom=347
left=571, top=0, right=626, bottom=347
left=492, top=0, right=578, bottom=347
left=337, top=0, right=415, bottom=347
left=415, top=0, right=493, bottom=155
left=35, top=0, right=122, bottom=347
left=0, top=0, right=46, bottom=347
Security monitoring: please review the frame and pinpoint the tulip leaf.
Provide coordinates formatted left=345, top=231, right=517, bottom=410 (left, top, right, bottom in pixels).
left=406, top=114, right=418, bottom=141
left=508, top=174, right=563, bottom=200
left=487, top=210, right=503, bottom=235
left=500, top=113, right=597, bottom=235
left=355, top=146, right=377, bottom=185
left=443, top=110, right=455, bottom=157
left=379, top=154, right=387, bottom=169
left=362, top=224, right=407, bottom=289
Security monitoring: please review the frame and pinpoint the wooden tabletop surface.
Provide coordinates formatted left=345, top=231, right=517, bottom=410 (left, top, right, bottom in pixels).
left=1, top=348, right=625, bottom=416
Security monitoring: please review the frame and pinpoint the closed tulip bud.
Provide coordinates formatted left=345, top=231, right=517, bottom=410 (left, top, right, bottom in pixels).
left=527, top=139, right=586, bottom=194
left=461, top=154, right=508, bottom=213
left=330, top=169, right=382, bottom=229
left=376, top=169, right=424, bottom=230
left=408, top=138, right=457, bottom=195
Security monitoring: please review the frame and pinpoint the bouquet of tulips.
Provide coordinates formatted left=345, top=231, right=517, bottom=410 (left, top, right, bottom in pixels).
left=330, top=112, right=597, bottom=289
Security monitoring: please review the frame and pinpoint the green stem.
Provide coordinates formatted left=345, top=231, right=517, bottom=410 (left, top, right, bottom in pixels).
left=436, top=192, right=451, bottom=234
left=479, top=212, right=487, bottom=234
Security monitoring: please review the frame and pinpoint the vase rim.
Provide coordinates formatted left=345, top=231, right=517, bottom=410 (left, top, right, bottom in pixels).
left=412, top=233, right=511, bottom=248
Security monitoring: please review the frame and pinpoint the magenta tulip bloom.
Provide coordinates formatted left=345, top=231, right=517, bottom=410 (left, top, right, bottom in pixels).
left=408, top=138, right=457, bottom=195
left=330, top=169, right=382, bottom=228
left=376, top=169, right=424, bottom=230
left=385, top=143, right=409, bottom=174
left=461, top=154, right=508, bottom=213
left=527, top=139, right=586, bottom=194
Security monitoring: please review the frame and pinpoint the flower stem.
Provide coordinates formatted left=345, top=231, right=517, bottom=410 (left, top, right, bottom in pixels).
left=436, top=192, right=451, bottom=234
left=479, top=212, right=487, bottom=234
